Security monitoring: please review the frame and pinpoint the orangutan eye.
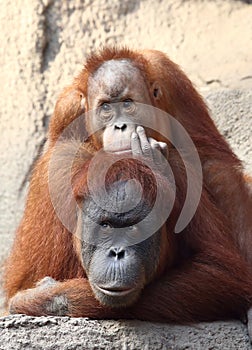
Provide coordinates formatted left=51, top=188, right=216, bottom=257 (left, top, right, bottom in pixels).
left=99, top=102, right=113, bottom=122
left=126, top=225, right=138, bottom=235
left=123, top=99, right=134, bottom=109
left=101, top=102, right=112, bottom=112
left=100, top=221, right=112, bottom=229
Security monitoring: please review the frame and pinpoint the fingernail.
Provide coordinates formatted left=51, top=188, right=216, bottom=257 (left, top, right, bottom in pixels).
left=159, top=142, right=167, bottom=148
left=132, top=132, right=138, bottom=138
left=136, top=126, right=144, bottom=133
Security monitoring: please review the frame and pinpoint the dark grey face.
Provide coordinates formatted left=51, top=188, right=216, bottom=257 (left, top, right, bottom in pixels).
left=80, top=181, right=162, bottom=308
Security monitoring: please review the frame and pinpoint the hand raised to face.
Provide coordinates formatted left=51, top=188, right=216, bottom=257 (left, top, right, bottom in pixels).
left=131, top=126, right=168, bottom=175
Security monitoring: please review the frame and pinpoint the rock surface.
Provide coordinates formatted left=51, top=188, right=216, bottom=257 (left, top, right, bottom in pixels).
left=0, top=315, right=251, bottom=350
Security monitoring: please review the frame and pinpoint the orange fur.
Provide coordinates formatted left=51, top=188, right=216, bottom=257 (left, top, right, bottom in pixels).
left=4, top=47, right=252, bottom=323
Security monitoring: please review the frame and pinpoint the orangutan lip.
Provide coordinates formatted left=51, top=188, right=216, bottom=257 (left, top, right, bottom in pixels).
left=96, top=285, right=134, bottom=296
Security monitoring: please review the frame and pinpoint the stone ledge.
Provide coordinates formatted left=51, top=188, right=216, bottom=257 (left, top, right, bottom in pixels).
left=0, top=315, right=251, bottom=350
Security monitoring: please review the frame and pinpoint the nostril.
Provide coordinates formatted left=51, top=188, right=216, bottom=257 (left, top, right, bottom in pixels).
left=121, top=124, right=127, bottom=131
left=114, top=123, right=127, bottom=131
left=109, top=250, right=116, bottom=258
left=117, top=250, right=125, bottom=259
left=109, top=247, right=125, bottom=260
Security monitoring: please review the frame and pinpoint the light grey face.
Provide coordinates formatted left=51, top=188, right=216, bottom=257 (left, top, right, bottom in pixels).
left=79, top=180, right=162, bottom=308
left=87, top=60, right=153, bottom=153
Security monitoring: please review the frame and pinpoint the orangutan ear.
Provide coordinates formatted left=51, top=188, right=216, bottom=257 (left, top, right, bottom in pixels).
left=151, top=81, right=162, bottom=101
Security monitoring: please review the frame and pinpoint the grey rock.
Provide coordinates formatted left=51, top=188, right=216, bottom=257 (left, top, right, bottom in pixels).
left=0, top=315, right=251, bottom=350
